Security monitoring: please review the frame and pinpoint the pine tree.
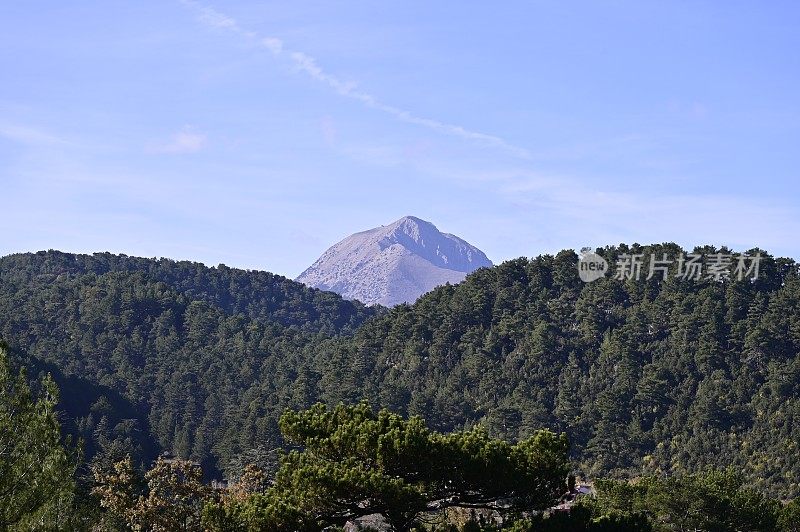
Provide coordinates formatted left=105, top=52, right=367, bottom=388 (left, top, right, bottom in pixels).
left=0, top=345, right=75, bottom=529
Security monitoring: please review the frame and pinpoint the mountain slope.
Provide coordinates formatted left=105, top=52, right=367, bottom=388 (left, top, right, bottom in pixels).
left=2, top=245, right=800, bottom=499
left=0, top=250, right=375, bottom=333
left=296, top=216, right=492, bottom=306
left=0, top=250, right=377, bottom=476
left=312, top=244, right=800, bottom=498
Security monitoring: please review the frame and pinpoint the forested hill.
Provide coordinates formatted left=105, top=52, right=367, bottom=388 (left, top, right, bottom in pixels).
left=312, top=243, right=800, bottom=498
left=1, top=246, right=800, bottom=498
left=0, top=250, right=375, bottom=333
left=0, top=250, right=376, bottom=476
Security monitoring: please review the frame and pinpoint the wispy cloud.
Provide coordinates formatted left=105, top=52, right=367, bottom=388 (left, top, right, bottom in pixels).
left=150, top=126, right=207, bottom=154
left=180, top=1, right=530, bottom=158
left=471, top=168, right=800, bottom=254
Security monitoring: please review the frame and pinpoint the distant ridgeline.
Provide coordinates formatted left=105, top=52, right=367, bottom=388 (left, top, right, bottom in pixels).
left=1, top=246, right=799, bottom=498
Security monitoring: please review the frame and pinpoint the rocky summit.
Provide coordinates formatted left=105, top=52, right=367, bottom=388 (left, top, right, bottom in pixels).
left=296, top=216, right=492, bottom=306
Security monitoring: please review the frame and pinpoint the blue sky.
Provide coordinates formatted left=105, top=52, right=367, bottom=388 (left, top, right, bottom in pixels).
left=1, top=1, right=798, bottom=277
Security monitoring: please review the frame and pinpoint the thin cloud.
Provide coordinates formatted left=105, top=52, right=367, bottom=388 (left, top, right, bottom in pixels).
left=180, top=1, right=530, bottom=158
left=490, top=170, right=800, bottom=254
left=150, top=127, right=207, bottom=154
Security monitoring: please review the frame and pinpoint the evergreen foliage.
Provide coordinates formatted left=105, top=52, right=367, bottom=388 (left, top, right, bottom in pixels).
left=0, top=344, right=76, bottom=530
left=1, top=245, right=800, bottom=503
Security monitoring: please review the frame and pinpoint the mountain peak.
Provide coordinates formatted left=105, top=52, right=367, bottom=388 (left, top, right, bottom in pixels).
left=297, top=216, right=492, bottom=306
left=390, top=215, right=431, bottom=228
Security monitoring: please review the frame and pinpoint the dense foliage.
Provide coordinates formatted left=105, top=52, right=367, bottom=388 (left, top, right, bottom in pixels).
left=202, top=402, right=570, bottom=530
left=586, top=469, right=781, bottom=531
left=1, top=245, right=800, bottom=503
left=2, top=373, right=799, bottom=530
left=93, top=455, right=208, bottom=531
left=316, top=244, right=800, bottom=498
left=0, top=250, right=375, bottom=477
left=503, top=470, right=800, bottom=532
left=68, top=404, right=800, bottom=531
left=0, top=344, right=76, bottom=530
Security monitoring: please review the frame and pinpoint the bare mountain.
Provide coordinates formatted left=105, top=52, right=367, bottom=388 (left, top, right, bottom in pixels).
left=296, top=216, right=492, bottom=306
